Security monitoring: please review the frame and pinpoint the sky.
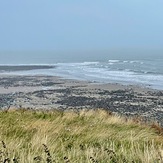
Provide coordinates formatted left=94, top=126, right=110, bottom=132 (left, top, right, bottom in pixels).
left=0, top=0, right=163, bottom=52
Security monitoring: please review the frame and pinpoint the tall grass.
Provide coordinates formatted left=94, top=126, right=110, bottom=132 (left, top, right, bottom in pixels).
left=0, top=108, right=163, bottom=162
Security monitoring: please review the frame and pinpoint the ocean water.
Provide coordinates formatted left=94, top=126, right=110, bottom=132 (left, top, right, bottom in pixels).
left=0, top=51, right=163, bottom=90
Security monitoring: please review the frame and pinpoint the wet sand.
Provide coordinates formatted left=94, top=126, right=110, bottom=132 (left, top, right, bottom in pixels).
left=0, top=75, right=163, bottom=125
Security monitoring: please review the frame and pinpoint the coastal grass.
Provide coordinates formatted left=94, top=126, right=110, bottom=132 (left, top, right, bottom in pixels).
left=0, top=109, right=163, bottom=162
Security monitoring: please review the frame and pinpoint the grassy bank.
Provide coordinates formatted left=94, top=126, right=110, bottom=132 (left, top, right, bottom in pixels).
left=0, top=109, right=163, bottom=163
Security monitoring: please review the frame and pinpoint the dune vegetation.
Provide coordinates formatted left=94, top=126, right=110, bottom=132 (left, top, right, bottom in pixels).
left=0, top=108, right=163, bottom=163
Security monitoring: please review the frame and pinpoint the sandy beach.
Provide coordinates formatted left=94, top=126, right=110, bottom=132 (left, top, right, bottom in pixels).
left=0, top=75, right=163, bottom=125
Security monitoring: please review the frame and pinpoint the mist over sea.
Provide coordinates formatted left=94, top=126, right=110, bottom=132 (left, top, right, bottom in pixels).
left=0, top=50, right=163, bottom=90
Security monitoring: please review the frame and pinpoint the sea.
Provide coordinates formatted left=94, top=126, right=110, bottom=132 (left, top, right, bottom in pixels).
left=0, top=51, right=163, bottom=90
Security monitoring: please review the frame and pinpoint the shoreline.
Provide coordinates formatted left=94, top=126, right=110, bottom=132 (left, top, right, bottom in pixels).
left=0, top=65, right=55, bottom=72
left=0, top=63, right=163, bottom=91
left=0, top=75, right=163, bottom=125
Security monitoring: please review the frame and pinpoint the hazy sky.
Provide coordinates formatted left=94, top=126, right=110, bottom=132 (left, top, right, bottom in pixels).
left=0, top=0, right=163, bottom=51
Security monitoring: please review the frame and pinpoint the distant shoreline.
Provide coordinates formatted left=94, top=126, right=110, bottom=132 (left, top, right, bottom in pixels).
left=0, top=65, right=55, bottom=72
left=0, top=61, right=162, bottom=90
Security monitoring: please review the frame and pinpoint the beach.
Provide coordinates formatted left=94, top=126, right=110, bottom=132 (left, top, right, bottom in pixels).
left=0, top=74, right=163, bottom=125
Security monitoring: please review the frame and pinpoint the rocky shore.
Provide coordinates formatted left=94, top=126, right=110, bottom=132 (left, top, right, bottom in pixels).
left=0, top=75, right=163, bottom=125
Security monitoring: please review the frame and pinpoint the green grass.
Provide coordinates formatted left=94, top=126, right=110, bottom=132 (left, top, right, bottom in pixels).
left=0, top=108, right=163, bottom=163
